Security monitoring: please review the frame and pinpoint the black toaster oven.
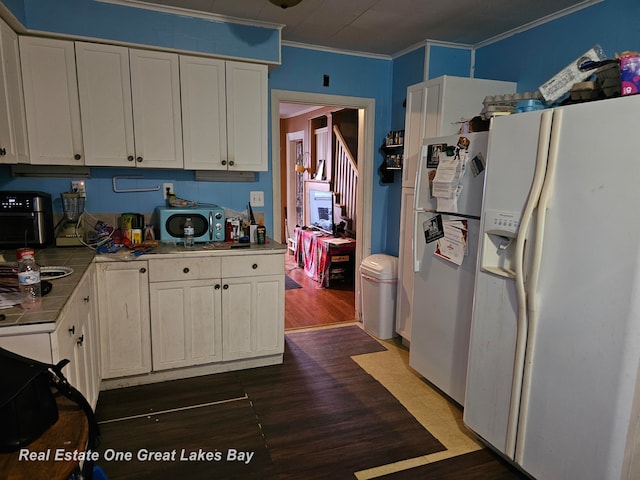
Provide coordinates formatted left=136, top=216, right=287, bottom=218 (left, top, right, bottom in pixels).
left=0, top=191, right=54, bottom=247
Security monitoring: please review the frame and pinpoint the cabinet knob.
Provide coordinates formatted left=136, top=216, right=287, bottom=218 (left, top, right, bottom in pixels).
left=136, top=156, right=143, bottom=163
left=183, top=267, right=190, bottom=274
left=68, top=325, right=75, bottom=335
left=84, top=296, right=90, bottom=303
left=252, top=263, right=258, bottom=270
left=223, top=284, right=229, bottom=290
left=77, top=334, right=84, bottom=346
left=0, top=147, right=6, bottom=156
left=140, top=267, right=147, bottom=274
left=74, top=154, right=82, bottom=160
left=221, top=160, right=227, bottom=166
left=128, top=155, right=134, bottom=162
left=215, top=284, right=221, bottom=290
left=229, top=160, right=235, bottom=166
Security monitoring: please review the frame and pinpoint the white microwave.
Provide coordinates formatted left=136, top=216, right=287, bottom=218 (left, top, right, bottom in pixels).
left=155, top=206, right=225, bottom=243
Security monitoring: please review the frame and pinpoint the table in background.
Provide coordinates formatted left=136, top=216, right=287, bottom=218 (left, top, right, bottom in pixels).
left=294, top=228, right=356, bottom=288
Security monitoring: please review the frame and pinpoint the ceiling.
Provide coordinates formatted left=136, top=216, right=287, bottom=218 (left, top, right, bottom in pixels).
left=132, top=0, right=595, bottom=56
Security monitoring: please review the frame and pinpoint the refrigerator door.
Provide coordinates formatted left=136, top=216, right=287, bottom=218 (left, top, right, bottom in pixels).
left=410, top=210, right=480, bottom=405
left=414, top=132, right=488, bottom=214
left=516, top=95, right=640, bottom=480
left=464, top=109, right=548, bottom=456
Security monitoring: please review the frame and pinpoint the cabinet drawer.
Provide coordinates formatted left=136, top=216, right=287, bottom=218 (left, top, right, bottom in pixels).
left=221, top=254, right=283, bottom=278
left=148, top=257, right=221, bottom=282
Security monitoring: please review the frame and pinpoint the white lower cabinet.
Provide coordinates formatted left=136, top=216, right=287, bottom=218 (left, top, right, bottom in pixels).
left=52, top=265, right=101, bottom=408
left=148, top=253, right=284, bottom=369
left=148, top=257, right=223, bottom=370
left=96, top=260, right=151, bottom=379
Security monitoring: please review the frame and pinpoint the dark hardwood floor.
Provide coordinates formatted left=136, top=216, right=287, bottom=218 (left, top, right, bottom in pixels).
left=284, top=251, right=356, bottom=329
left=94, top=326, right=530, bottom=480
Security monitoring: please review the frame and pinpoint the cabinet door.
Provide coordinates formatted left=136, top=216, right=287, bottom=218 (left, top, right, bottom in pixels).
left=97, top=261, right=151, bottom=379
left=76, top=42, right=136, bottom=167
left=75, top=266, right=100, bottom=408
left=180, top=55, right=227, bottom=171
left=53, top=307, right=81, bottom=392
left=129, top=49, right=183, bottom=169
left=0, top=19, right=28, bottom=164
left=225, top=61, right=268, bottom=171
left=402, top=83, right=429, bottom=188
left=395, top=189, right=414, bottom=340
left=19, top=36, right=83, bottom=165
left=149, top=279, right=223, bottom=370
left=222, top=274, right=284, bottom=361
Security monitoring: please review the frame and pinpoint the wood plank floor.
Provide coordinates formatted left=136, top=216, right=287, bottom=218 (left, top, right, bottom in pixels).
left=94, top=325, right=530, bottom=480
left=285, top=252, right=356, bottom=330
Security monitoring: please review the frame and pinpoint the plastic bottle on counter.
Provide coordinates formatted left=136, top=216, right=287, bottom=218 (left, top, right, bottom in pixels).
left=17, top=248, right=41, bottom=310
left=183, top=217, right=195, bottom=249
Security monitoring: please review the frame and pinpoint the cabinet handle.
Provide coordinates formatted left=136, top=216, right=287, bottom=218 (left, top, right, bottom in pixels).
left=84, top=296, right=90, bottom=303
left=127, top=155, right=134, bottom=162
left=74, top=154, right=82, bottom=160
left=69, top=325, right=75, bottom=335
left=221, top=160, right=227, bottom=166
left=229, top=160, right=235, bottom=166
left=140, top=267, right=147, bottom=274
left=215, top=284, right=221, bottom=290
left=223, top=284, right=229, bottom=290
left=77, top=334, right=84, bottom=346
left=183, top=267, right=190, bottom=274
left=0, top=147, right=6, bottom=156
left=252, top=263, right=258, bottom=269
left=136, top=156, right=143, bottom=163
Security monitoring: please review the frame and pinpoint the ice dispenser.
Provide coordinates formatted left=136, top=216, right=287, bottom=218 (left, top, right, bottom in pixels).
left=480, top=209, right=521, bottom=278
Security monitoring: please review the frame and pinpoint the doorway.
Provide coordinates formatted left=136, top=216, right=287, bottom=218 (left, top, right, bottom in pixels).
left=270, top=90, right=375, bottom=327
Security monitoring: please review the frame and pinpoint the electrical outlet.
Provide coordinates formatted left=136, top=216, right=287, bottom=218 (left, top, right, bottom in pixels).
left=163, top=183, right=174, bottom=199
left=250, top=191, right=264, bottom=207
left=71, top=180, right=86, bottom=197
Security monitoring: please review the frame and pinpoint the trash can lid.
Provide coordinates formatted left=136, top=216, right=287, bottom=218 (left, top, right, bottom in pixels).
left=360, top=254, right=398, bottom=280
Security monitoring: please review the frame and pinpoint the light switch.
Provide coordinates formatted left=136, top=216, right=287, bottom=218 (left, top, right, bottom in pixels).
left=250, top=191, right=264, bottom=207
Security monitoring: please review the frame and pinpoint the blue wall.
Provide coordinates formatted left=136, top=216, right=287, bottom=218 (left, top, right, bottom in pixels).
left=2, top=0, right=640, bottom=254
left=475, top=0, right=640, bottom=92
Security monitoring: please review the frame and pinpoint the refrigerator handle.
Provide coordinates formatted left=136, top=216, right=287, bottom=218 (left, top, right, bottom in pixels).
left=505, top=109, right=554, bottom=459
left=515, top=108, right=564, bottom=464
left=413, top=211, right=421, bottom=273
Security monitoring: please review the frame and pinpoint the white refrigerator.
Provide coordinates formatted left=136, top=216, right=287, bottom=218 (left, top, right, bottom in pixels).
left=464, top=95, right=640, bottom=480
left=409, top=131, right=488, bottom=405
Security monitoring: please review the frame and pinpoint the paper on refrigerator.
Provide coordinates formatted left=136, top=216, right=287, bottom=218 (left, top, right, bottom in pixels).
left=434, top=220, right=468, bottom=266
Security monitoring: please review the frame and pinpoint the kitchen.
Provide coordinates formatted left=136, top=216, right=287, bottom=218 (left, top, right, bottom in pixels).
left=1, top=0, right=639, bottom=479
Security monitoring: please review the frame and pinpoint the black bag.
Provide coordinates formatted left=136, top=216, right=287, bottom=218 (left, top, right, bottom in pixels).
left=0, top=348, right=59, bottom=452
left=0, top=347, right=101, bottom=479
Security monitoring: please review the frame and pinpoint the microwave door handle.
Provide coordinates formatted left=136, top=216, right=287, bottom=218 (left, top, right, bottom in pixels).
left=209, top=211, right=214, bottom=241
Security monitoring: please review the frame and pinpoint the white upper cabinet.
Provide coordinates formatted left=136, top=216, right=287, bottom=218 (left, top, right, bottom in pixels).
left=225, top=61, right=268, bottom=171
left=19, top=37, right=83, bottom=165
left=0, top=18, right=28, bottom=164
left=180, top=56, right=227, bottom=170
left=129, top=49, right=183, bottom=169
left=181, top=57, right=267, bottom=171
left=77, top=44, right=183, bottom=168
left=75, top=42, right=135, bottom=167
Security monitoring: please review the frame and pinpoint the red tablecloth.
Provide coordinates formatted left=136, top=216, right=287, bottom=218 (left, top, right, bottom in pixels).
left=294, top=228, right=356, bottom=287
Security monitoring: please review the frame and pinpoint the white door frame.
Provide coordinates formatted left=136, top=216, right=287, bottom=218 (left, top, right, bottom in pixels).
left=285, top=130, right=304, bottom=233
left=271, top=89, right=375, bottom=320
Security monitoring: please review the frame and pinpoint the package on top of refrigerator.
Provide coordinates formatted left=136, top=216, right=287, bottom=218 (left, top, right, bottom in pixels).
left=538, top=45, right=606, bottom=104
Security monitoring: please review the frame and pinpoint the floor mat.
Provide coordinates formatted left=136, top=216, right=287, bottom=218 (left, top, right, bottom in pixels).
left=285, top=274, right=302, bottom=290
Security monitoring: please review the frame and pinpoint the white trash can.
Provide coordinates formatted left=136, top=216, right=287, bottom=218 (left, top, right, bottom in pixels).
left=360, top=254, right=398, bottom=339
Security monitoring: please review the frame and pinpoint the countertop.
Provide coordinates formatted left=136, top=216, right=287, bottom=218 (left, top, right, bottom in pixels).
left=0, top=240, right=286, bottom=334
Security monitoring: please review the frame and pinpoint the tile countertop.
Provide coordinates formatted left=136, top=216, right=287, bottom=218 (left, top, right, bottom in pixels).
left=0, top=247, right=95, bottom=334
left=0, top=240, right=286, bottom=334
